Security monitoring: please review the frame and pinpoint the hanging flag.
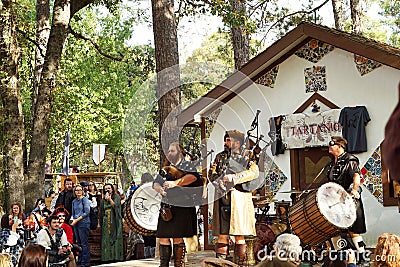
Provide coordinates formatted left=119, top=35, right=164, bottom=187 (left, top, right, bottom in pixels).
left=62, top=130, right=70, bottom=176
left=93, top=144, right=107, bottom=166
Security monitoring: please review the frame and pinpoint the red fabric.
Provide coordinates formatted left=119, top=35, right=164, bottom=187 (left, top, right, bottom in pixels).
left=61, top=223, right=74, bottom=244
left=383, top=83, right=400, bottom=181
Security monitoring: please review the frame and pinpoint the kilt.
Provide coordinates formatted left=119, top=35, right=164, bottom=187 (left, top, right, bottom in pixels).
left=156, top=205, right=197, bottom=238
left=349, top=197, right=366, bottom=234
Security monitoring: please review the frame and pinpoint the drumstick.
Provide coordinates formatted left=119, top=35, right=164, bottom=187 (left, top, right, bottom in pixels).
left=328, top=201, right=342, bottom=209
left=329, top=195, right=349, bottom=209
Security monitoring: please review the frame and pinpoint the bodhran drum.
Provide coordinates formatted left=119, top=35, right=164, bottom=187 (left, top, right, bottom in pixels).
left=253, top=218, right=288, bottom=262
left=124, top=182, right=161, bottom=236
left=289, top=182, right=356, bottom=245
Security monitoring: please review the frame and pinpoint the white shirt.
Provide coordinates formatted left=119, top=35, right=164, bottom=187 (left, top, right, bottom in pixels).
left=36, top=227, right=69, bottom=250
left=86, top=192, right=98, bottom=208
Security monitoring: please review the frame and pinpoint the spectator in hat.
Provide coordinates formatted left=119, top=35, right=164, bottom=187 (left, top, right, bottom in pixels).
left=53, top=207, right=74, bottom=245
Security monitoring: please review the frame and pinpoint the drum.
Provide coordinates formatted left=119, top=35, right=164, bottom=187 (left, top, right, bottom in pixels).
left=289, top=182, right=356, bottom=245
left=253, top=222, right=277, bottom=261
left=124, top=182, right=161, bottom=236
left=275, top=200, right=291, bottom=222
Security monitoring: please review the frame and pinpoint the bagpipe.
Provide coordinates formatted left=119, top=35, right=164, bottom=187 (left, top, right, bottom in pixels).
left=210, top=110, right=273, bottom=193
left=158, top=125, right=213, bottom=182
left=155, top=126, right=214, bottom=206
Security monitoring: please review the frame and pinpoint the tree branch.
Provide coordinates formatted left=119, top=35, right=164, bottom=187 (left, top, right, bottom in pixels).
left=68, top=26, right=128, bottom=63
left=16, top=28, right=46, bottom=58
left=71, top=0, right=95, bottom=18
left=263, top=0, right=330, bottom=42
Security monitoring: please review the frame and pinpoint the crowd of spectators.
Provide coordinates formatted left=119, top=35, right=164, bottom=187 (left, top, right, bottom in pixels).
left=0, top=175, right=157, bottom=266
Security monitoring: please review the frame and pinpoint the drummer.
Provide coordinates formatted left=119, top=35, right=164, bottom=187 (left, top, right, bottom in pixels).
left=325, top=136, right=367, bottom=253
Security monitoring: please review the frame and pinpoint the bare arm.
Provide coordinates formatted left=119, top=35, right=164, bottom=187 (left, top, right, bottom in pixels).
left=164, top=174, right=197, bottom=189
left=350, top=173, right=361, bottom=199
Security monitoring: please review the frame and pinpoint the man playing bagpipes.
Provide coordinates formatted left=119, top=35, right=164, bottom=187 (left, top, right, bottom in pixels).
left=153, top=142, right=203, bottom=267
left=209, top=130, right=260, bottom=266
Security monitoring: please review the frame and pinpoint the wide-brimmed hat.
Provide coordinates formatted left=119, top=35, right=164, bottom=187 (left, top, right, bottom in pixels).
left=52, top=206, right=70, bottom=217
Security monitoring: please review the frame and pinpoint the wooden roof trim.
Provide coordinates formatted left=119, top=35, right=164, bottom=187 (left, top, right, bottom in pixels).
left=178, top=22, right=400, bottom=126
left=302, top=23, right=400, bottom=69
left=294, top=92, right=340, bottom=113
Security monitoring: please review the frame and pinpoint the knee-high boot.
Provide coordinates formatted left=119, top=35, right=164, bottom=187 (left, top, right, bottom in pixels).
left=215, top=242, right=229, bottom=260
left=173, top=243, right=186, bottom=267
left=234, top=243, right=247, bottom=266
left=159, top=244, right=172, bottom=267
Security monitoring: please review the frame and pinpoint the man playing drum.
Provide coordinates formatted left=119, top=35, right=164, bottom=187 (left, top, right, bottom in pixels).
left=326, top=136, right=367, bottom=253
left=209, top=130, right=259, bottom=266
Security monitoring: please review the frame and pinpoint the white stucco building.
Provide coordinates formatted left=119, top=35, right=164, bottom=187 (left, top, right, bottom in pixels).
left=178, top=22, right=400, bottom=249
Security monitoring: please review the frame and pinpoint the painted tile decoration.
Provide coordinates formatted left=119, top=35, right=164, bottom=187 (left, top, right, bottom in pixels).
left=304, top=66, right=327, bottom=93
left=256, top=66, right=280, bottom=88
left=354, top=54, right=382, bottom=76
left=264, top=154, right=287, bottom=198
left=361, top=146, right=383, bottom=204
left=205, top=107, right=222, bottom=139
left=295, top=39, right=335, bottom=63
left=208, top=212, right=214, bottom=245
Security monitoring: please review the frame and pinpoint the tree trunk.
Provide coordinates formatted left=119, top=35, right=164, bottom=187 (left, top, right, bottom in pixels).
left=32, top=0, right=50, bottom=125
left=151, top=0, right=181, bottom=167
left=0, top=0, right=26, bottom=207
left=230, top=0, right=250, bottom=70
left=350, top=0, right=362, bottom=34
left=332, top=0, right=346, bottom=31
left=27, top=0, right=71, bottom=210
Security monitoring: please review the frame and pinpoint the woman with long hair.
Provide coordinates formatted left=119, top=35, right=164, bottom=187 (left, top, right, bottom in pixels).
left=9, top=203, right=26, bottom=236
left=71, top=184, right=91, bottom=267
left=9, top=203, right=26, bottom=222
left=99, top=183, right=123, bottom=262
left=17, top=243, right=47, bottom=267
left=25, top=199, right=47, bottom=236
left=0, top=214, right=25, bottom=266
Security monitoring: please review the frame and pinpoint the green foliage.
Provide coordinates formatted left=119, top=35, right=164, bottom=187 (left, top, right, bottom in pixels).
left=377, top=0, right=400, bottom=46
left=179, top=0, right=323, bottom=45
left=48, top=6, right=155, bottom=174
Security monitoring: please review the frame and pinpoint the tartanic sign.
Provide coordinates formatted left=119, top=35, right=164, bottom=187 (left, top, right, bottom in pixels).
left=281, top=109, right=341, bottom=149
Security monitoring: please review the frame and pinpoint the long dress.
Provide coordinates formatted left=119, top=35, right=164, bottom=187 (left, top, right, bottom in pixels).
left=99, top=194, right=124, bottom=261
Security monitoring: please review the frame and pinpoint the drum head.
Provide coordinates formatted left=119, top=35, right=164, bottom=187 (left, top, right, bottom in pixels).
left=317, top=182, right=356, bottom=229
left=130, top=182, right=162, bottom=231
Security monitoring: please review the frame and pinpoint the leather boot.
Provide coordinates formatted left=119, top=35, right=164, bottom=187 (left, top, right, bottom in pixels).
left=215, top=242, right=229, bottom=260
left=234, top=243, right=247, bottom=266
left=173, top=243, right=186, bottom=267
left=159, top=244, right=172, bottom=267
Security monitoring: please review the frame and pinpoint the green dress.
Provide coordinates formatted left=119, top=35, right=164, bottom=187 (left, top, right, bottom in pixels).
left=99, top=194, right=124, bottom=261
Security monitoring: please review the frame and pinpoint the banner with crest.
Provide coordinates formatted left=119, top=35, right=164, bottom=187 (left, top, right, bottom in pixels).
left=281, top=109, right=342, bottom=149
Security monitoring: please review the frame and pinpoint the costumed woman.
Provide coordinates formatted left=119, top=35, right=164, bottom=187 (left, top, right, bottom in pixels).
left=99, top=183, right=124, bottom=262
